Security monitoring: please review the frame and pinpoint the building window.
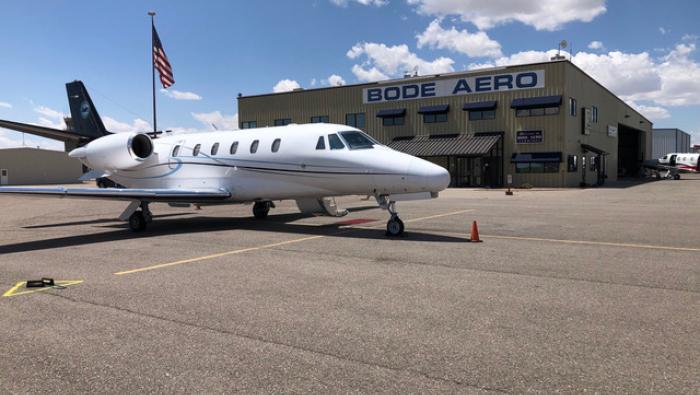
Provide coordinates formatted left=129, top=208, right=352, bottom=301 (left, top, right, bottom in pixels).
left=423, top=113, right=448, bottom=123
left=193, top=144, right=201, bottom=156
left=172, top=145, right=180, bottom=157
left=592, top=106, right=598, bottom=123
left=468, top=110, right=496, bottom=121
left=567, top=155, right=578, bottom=172
left=211, top=142, right=219, bottom=156
left=382, top=115, right=405, bottom=126
left=241, top=121, right=257, bottom=129
left=315, top=136, right=325, bottom=150
left=569, top=97, right=577, bottom=117
left=271, top=138, right=281, bottom=153
left=274, top=118, right=291, bottom=126
left=516, top=107, right=559, bottom=117
left=515, top=162, right=560, bottom=173
left=310, top=115, right=329, bottom=123
left=250, top=140, right=259, bottom=153
left=345, top=113, right=365, bottom=128
left=328, top=134, right=345, bottom=150
left=230, top=141, right=238, bottom=155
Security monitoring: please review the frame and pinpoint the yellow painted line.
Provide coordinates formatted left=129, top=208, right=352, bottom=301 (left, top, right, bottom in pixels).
left=481, top=234, right=700, bottom=252
left=2, top=280, right=83, bottom=298
left=115, top=208, right=477, bottom=275
left=114, top=235, right=325, bottom=275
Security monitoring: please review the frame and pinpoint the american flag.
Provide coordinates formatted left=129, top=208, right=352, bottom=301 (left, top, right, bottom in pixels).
left=152, top=26, right=174, bottom=88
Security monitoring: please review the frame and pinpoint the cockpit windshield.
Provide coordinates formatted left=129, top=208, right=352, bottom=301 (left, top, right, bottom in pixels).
left=338, top=131, right=377, bottom=150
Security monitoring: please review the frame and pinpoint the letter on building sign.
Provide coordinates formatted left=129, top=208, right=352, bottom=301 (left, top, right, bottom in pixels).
left=494, top=75, right=513, bottom=90
left=403, top=85, right=419, bottom=99
left=384, top=87, right=400, bottom=100
left=421, top=83, right=436, bottom=98
left=475, top=77, right=492, bottom=92
left=516, top=72, right=538, bottom=88
left=452, top=79, right=472, bottom=95
left=367, top=88, right=382, bottom=102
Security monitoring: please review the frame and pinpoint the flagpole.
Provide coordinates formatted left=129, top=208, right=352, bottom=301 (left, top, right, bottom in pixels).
left=148, top=11, right=157, bottom=134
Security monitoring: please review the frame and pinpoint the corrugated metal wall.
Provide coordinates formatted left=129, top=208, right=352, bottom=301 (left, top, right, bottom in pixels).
left=0, top=148, right=83, bottom=185
left=652, top=129, right=692, bottom=158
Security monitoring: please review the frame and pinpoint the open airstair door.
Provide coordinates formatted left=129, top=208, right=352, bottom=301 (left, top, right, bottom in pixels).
left=295, top=197, right=349, bottom=217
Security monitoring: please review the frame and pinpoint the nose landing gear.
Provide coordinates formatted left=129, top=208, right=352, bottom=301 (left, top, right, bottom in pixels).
left=378, top=197, right=404, bottom=237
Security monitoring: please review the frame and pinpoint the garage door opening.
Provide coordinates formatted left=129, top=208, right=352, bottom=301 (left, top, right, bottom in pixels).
left=617, top=124, right=645, bottom=177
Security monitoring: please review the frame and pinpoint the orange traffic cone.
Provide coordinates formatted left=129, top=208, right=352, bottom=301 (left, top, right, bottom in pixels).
left=469, top=220, right=482, bottom=242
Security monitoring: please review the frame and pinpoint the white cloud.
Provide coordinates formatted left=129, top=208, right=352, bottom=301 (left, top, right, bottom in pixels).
left=407, top=0, right=606, bottom=31
left=347, top=42, right=454, bottom=82
left=416, top=19, right=502, bottom=58
left=102, top=117, right=151, bottom=133
left=629, top=102, right=670, bottom=121
left=0, top=101, right=12, bottom=109
left=326, top=74, right=346, bottom=86
left=191, top=111, right=239, bottom=131
left=272, top=79, right=301, bottom=93
left=0, top=130, right=63, bottom=150
left=160, top=89, right=203, bottom=101
left=330, top=0, right=387, bottom=7
left=310, top=78, right=318, bottom=87
left=587, top=41, right=604, bottom=50
left=33, top=105, right=67, bottom=130
left=659, top=27, right=667, bottom=35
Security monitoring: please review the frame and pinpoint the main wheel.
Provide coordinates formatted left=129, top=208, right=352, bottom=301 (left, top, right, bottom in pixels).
left=128, top=211, right=147, bottom=232
left=253, top=201, right=271, bottom=219
left=386, top=217, right=404, bottom=237
left=673, top=174, right=681, bottom=180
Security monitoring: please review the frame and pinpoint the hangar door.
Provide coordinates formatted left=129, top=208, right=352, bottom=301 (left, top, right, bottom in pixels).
left=617, top=124, right=645, bottom=177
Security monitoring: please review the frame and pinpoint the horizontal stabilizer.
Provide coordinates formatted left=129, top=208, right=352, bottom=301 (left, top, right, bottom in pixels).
left=0, top=119, right=81, bottom=143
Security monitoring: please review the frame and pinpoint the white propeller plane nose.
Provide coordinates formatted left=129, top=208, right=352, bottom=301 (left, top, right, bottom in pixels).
left=0, top=81, right=451, bottom=237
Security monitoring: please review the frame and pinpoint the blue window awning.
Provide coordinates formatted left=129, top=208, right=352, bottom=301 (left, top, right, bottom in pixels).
left=511, top=152, right=562, bottom=163
left=376, top=108, right=406, bottom=117
left=511, top=95, right=562, bottom=109
left=463, top=101, right=497, bottom=111
left=418, top=104, right=449, bottom=114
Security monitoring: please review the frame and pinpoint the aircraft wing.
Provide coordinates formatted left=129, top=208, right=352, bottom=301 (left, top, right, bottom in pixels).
left=0, top=186, right=231, bottom=202
left=0, top=119, right=82, bottom=143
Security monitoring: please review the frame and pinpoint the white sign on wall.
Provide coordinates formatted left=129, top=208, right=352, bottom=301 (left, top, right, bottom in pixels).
left=363, top=70, right=545, bottom=104
left=607, top=125, right=618, bottom=137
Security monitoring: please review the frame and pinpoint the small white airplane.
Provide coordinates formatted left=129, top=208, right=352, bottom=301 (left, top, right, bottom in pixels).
left=0, top=81, right=450, bottom=236
left=643, top=153, right=700, bottom=180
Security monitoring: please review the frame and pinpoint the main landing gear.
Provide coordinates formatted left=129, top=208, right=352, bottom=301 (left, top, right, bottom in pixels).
left=253, top=201, right=274, bottom=219
left=378, top=197, right=404, bottom=237
left=127, top=202, right=152, bottom=232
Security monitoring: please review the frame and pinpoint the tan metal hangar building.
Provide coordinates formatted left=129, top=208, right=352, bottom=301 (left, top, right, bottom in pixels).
left=0, top=147, right=83, bottom=185
left=237, top=60, right=652, bottom=188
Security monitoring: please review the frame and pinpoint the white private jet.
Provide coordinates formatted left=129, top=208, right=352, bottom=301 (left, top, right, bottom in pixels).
left=643, top=153, right=700, bottom=180
left=0, top=81, right=450, bottom=236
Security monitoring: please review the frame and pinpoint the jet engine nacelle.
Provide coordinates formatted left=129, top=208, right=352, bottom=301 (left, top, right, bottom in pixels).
left=69, top=132, right=153, bottom=170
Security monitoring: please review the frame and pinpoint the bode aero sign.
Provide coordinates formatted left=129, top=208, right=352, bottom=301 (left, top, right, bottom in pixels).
left=363, top=70, right=545, bottom=104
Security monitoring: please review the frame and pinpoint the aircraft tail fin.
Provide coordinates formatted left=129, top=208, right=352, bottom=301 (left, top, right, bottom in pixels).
left=66, top=81, right=109, bottom=140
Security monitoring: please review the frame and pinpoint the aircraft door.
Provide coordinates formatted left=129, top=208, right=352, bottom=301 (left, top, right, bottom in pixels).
left=669, top=154, right=677, bottom=166
left=0, top=169, right=8, bottom=185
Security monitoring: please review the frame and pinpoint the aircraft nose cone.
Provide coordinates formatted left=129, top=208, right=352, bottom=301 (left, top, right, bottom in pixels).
left=424, top=162, right=450, bottom=191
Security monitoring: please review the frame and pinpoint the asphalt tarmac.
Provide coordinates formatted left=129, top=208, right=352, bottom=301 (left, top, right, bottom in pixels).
left=1, top=176, right=698, bottom=393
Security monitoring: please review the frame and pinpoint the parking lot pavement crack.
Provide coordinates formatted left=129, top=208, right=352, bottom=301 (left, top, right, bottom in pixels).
left=46, top=292, right=510, bottom=393
left=271, top=247, right=700, bottom=295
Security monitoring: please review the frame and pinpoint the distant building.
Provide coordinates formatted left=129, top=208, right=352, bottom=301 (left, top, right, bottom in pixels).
left=692, top=144, right=700, bottom=154
left=652, top=128, right=691, bottom=158
left=238, top=60, right=652, bottom=188
left=0, top=148, right=83, bottom=185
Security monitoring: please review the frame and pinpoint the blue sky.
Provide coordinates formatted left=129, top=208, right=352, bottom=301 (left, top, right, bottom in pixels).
left=1, top=0, right=699, bottom=149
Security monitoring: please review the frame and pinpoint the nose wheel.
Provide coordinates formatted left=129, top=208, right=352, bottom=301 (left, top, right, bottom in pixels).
left=380, top=199, right=404, bottom=237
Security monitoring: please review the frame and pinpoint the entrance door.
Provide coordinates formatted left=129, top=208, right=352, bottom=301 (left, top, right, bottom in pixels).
left=0, top=169, right=8, bottom=185
left=669, top=154, right=677, bottom=166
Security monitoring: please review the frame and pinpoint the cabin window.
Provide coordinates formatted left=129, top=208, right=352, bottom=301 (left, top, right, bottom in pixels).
left=172, top=145, right=180, bottom=157
left=193, top=144, right=201, bottom=156
left=328, top=134, right=345, bottom=150
left=339, top=131, right=375, bottom=150
left=271, top=138, right=281, bottom=153
left=230, top=141, right=238, bottom=154
left=211, top=142, right=220, bottom=156
left=316, top=136, right=326, bottom=150
left=250, top=140, right=259, bottom=153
